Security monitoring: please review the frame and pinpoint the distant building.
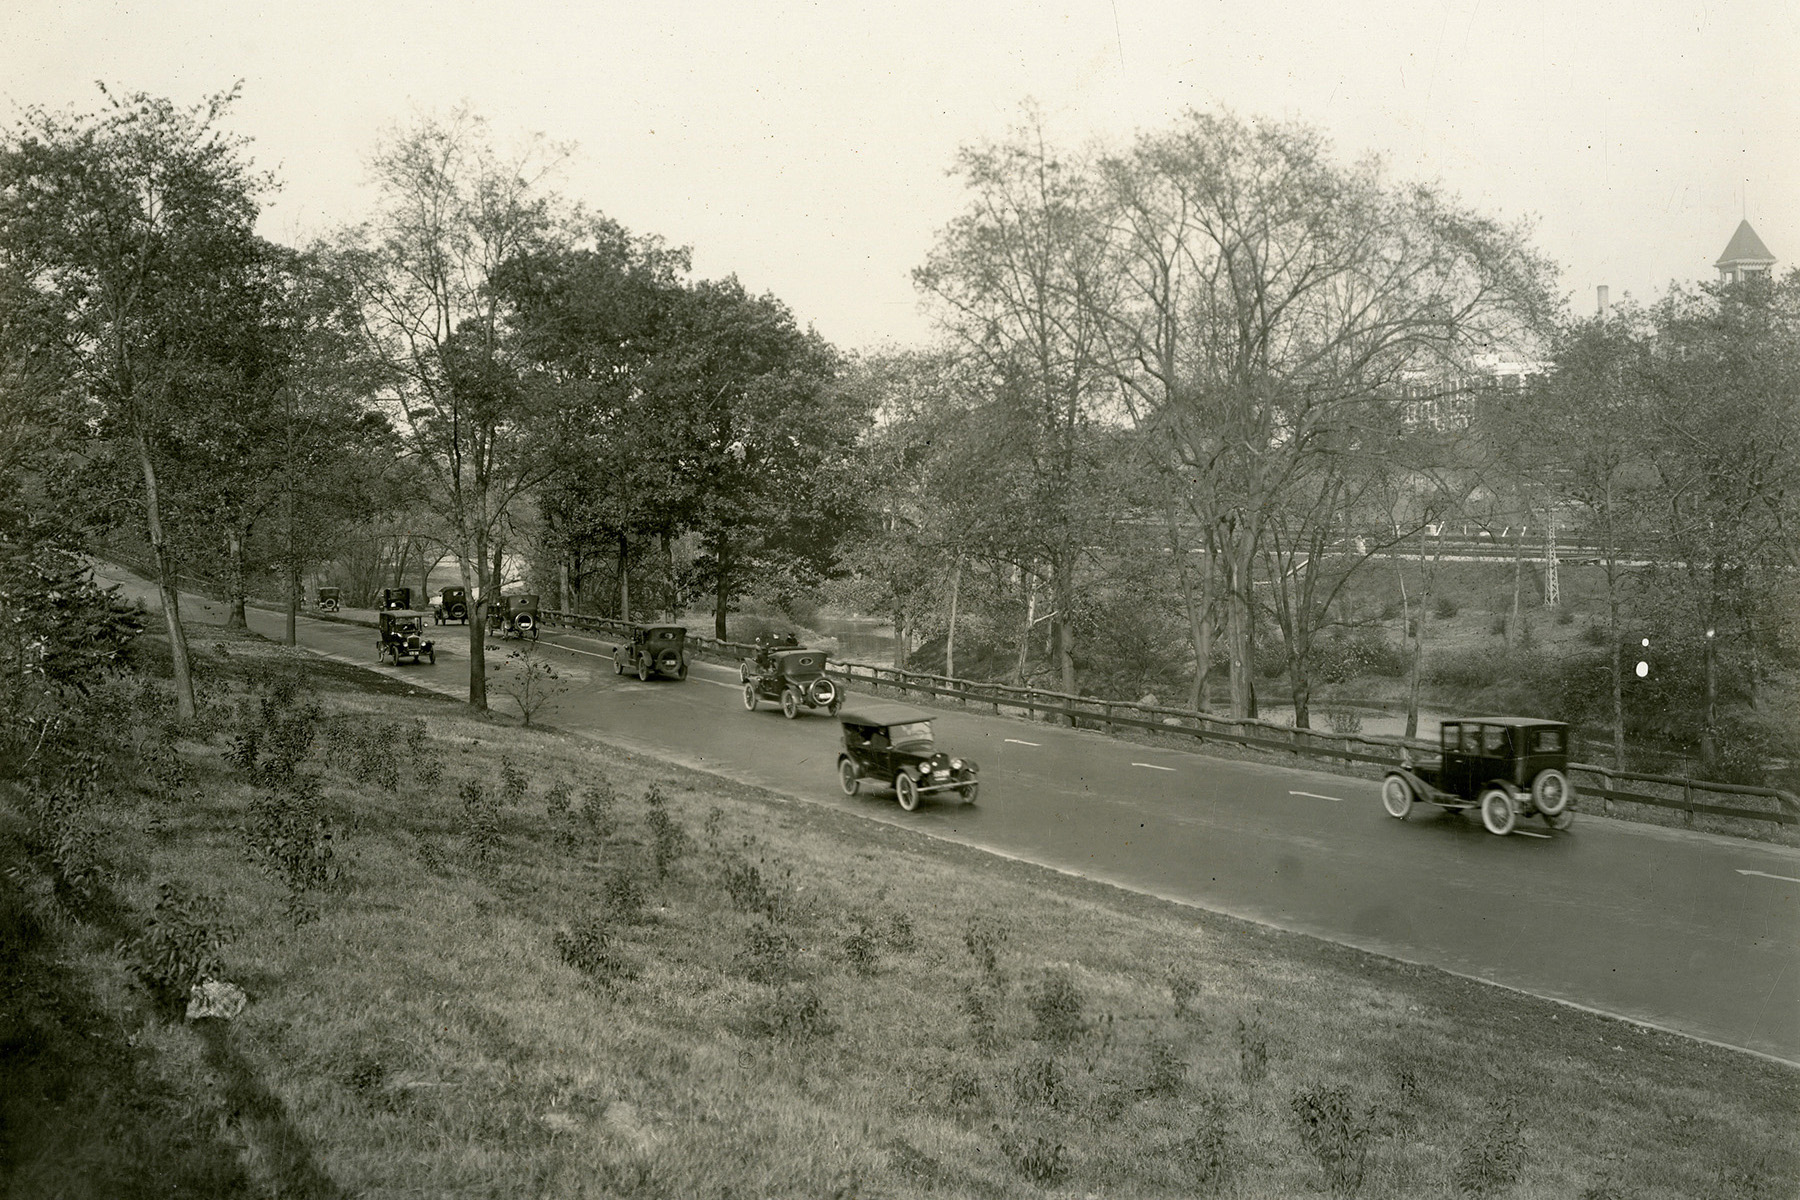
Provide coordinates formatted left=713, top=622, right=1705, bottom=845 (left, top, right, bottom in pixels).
left=1715, top=220, right=1777, bottom=283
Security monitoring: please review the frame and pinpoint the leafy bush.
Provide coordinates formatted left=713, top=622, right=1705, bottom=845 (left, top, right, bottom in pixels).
left=554, top=916, right=636, bottom=988
left=1291, top=1084, right=1372, bottom=1197
left=842, top=919, right=880, bottom=976
left=961, top=983, right=1002, bottom=1054
left=1434, top=595, right=1461, bottom=619
left=246, top=774, right=339, bottom=924
left=737, top=919, right=803, bottom=984
left=1313, top=632, right=1406, bottom=683
left=459, top=781, right=500, bottom=864
left=601, top=868, right=645, bottom=923
left=752, top=984, right=836, bottom=1042
left=1168, top=967, right=1201, bottom=1019
left=643, top=783, right=690, bottom=879
left=499, top=755, right=527, bottom=807
left=1013, top=1055, right=1067, bottom=1109
left=1426, top=647, right=1506, bottom=691
left=1142, top=1035, right=1185, bottom=1097
left=1181, top=1093, right=1236, bottom=1189
left=126, top=882, right=232, bottom=1005
left=1326, top=707, right=1364, bottom=735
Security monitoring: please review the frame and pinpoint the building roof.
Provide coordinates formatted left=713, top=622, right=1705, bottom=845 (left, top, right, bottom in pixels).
left=1716, top=219, right=1776, bottom=268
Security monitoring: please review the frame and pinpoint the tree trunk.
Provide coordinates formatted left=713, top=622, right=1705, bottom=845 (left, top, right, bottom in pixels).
left=1404, top=529, right=1440, bottom=740
left=944, top=555, right=962, bottom=679
left=282, top=475, right=297, bottom=646
left=664, top=533, right=681, bottom=621
left=226, top=530, right=248, bottom=629
left=559, top=557, right=571, bottom=615
left=618, top=535, right=631, bottom=622
left=1051, top=553, right=1076, bottom=701
left=136, top=433, right=195, bottom=721
left=286, top=557, right=299, bottom=647
left=1223, top=547, right=1256, bottom=719
left=1702, top=603, right=1719, bottom=771
left=1508, top=527, right=1525, bottom=651
left=712, top=533, right=730, bottom=640
left=1012, top=571, right=1034, bottom=685
left=892, top=601, right=910, bottom=671
left=461, top=531, right=489, bottom=711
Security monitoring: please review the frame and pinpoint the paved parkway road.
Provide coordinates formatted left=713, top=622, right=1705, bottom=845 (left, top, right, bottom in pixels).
left=125, top=581, right=1800, bottom=1065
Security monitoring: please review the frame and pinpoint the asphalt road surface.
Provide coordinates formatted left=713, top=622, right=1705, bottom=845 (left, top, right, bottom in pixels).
left=117, top=579, right=1800, bottom=1065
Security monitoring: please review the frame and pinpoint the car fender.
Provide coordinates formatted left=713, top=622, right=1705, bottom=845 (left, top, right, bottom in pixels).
left=1387, top=766, right=1435, bottom=796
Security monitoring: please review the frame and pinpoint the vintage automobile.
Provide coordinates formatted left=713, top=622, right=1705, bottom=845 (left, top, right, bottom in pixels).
left=316, top=587, right=341, bottom=613
left=379, top=587, right=412, bottom=611
left=1381, top=717, right=1575, bottom=836
left=836, top=702, right=979, bottom=811
left=498, top=594, right=540, bottom=640
left=434, top=586, right=469, bottom=625
left=615, top=625, right=689, bottom=681
left=742, top=646, right=841, bottom=718
left=376, top=610, right=435, bottom=666
left=738, top=632, right=803, bottom=682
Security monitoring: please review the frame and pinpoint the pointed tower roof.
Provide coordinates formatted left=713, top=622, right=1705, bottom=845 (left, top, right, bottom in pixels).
left=1716, top=219, right=1776, bottom=268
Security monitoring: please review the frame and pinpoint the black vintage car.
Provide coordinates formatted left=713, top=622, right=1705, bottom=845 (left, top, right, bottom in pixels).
left=615, top=625, right=688, bottom=681
left=376, top=610, right=435, bottom=665
left=738, top=632, right=802, bottom=681
left=316, top=587, right=341, bottom=613
left=379, top=587, right=412, bottom=611
left=434, top=586, right=469, bottom=625
left=1381, top=717, right=1575, bottom=835
left=837, top=702, right=978, bottom=811
left=742, top=647, right=841, bottom=718
left=498, top=594, right=540, bottom=640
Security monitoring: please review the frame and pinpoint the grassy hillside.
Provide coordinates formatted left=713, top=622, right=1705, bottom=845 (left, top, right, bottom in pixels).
left=3, top=628, right=1794, bottom=1198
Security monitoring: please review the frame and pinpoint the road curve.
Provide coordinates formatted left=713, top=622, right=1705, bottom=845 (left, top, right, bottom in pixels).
left=112, top=577, right=1800, bottom=1065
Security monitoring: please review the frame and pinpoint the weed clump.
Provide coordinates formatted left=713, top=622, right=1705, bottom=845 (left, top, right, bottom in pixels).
left=1454, top=1095, right=1525, bottom=1195
left=499, top=755, right=527, bottom=807
left=1236, top=1014, right=1269, bottom=1086
left=1180, top=1093, right=1236, bottom=1190
left=737, top=919, right=803, bottom=984
left=998, top=1126, right=1071, bottom=1186
left=1168, top=966, right=1201, bottom=1019
left=643, top=782, right=690, bottom=879
left=751, top=984, right=835, bottom=1042
left=246, top=774, right=339, bottom=925
left=1142, top=1035, right=1185, bottom=1097
left=842, top=917, right=880, bottom=976
left=1027, top=970, right=1085, bottom=1047
left=459, top=781, right=500, bottom=864
left=1290, top=1083, right=1372, bottom=1197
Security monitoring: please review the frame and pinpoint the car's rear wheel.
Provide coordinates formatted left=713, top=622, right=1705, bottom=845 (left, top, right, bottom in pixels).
left=839, top=757, right=860, bottom=796
left=895, top=772, right=921, bottom=812
left=1381, top=774, right=1414, bottom=819
left=614, top=653, right=625, bottom=675
left=742, top=682, right=758, bottom=711
left=1479, top=788, right=1517, bottom=836
left=960, top=782, right=979, bottom=804
left=638, top=659, right=649, bottom=683
left=781, top=688, right=800, bottom=719
left=739, top=662, right=750, bottom=683
left=1531, top=769, right=1572, bottom=817
left=677, top=660, right=688, bottom=680
left=1545, top=807, right=1574, bottom=831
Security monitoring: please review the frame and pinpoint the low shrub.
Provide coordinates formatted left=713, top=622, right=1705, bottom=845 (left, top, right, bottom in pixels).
left=1181, top=1093, right=1236, bottom=1189
left=751, top=984, right=836, bottom=1042
left=1013, top=1055, right=1067, bottom=1109
left=1142, top=1035, right=1185, bottom=1097
left=1313, top=632, right=1406, bottom=683
left=1434, top=595, right=1461, bottom=619
left=1453, top=1095, right=1525, bottom=1195
left=554, top=915, right=636, bottom=988
left=737, top=919, right=803, bottom=984
left=998, top=1127, right=1071, bottom=1186
left=125, top=882, right=233, bottom=1006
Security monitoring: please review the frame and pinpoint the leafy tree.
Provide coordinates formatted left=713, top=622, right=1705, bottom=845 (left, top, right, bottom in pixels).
left=334, top=108, right=580, bottom=708
left=1098, top=110, right=1553, bottom=717
left=0, top=85, right=271, bottom=720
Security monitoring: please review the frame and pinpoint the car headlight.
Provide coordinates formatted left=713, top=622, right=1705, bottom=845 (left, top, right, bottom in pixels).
left=920, top=765, right=933, bottom=776
left=951, top=758, right=963, bottom=771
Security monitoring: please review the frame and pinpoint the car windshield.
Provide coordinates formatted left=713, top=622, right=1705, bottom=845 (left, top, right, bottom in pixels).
left=888, top=721, right=934, bottom=750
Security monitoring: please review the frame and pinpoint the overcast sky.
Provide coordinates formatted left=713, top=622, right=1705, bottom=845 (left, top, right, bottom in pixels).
left=5, top=0, right=1795, bottom=351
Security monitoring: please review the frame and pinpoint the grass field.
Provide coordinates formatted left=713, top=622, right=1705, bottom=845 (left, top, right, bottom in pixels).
left=2, top=628, right=1795, bottom=1198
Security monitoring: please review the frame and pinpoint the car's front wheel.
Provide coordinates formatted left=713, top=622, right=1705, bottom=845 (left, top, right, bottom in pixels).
left=613, top=653, right=625, bottom=675
left=839, top=757, right=860, bottom=796
left=742, top=682, right=759, bottom=711
left=1479, top=787, right=1517, bottom=836
left=960, top=782, right=978, bottom=804
left=638, top=659, right=649, bottom=683
left=739, top=662, right=750, bottom=683
left=895, top=771, right=921, bottom=812
left=1381, top=774, right=1414, bottom=819
left=677, top=659, right=688, bottom=680
left=1531, top=769, right=1572, bottom=817
left=781, top=688, right=800, bottom=719
left=1544, top=807, right=1574, bottom=831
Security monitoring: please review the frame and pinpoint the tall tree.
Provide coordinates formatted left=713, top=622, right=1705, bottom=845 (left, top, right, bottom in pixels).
left=916, top=113, right=1121, bottom=697
left=1098, top=111, right=1552, bottom=717
left=0, top=86, right=271, bottom=719
left=335, top=108, right=578, bottom=708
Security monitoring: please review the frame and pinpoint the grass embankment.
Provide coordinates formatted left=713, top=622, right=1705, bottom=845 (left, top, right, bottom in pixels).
left=3, top=630, right=1795, bottom=1198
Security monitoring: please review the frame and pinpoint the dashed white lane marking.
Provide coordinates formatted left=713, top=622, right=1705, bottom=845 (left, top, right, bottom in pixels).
left=1737, top=869, right=1800, bottom=884
left=1133, top=763, right=1177, bottom=772
left=1005, top=738, right=1041, bottom=746
left=1288, top=790, right=1342, bottom=802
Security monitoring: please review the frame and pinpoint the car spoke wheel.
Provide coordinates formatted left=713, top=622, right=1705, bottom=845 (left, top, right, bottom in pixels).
left=781, top=688, right=800, bottom=719
left=1545, top=807, right=1574, bottom=831
left=742, top=682, right=759, bottom=711
left=1381, top=775, right=1414, bottom=819
left=638, top=660, right=649, bottom=682
left=839, top=758, right=860, bottom=796
left=614, top=654, right=625, bottom=675
left=828, top=695, right=843, bottom=716
left=895, top=772, right=921, bottom=812
left=677, top=660, right=688, bottom=680
left=1531, top=768, right=1572, bottom=817
left=739, top=662, right=750, bottom=683
left=1479, top=788, right=1517, bottom=836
